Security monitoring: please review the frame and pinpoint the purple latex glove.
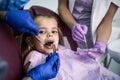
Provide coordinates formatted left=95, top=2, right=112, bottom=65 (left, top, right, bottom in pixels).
left=76, top=40, right=107, bottom=59
left=71, top=23, right=88, bottom=42
left=88, top=40, right=107, bottom=59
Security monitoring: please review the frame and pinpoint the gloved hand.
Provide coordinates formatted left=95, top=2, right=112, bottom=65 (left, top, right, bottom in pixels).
left=76, top=40, right=107, bottom=59
left=5, top=10, right=39, bottom=35
left=88, top=40, right=107, bottom=59
left=25, top=53, right=60, bottom=80
left=71, top=23, right=88, bottom=42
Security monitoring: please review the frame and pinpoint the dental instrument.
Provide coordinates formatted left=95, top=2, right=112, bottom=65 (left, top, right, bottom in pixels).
left=84, top=35, right=89, bottom=51
left=52, top=42, right=59, bottom=71
left=35, top=36, right=40, bottom=41
left=52, top=42, right=58, bottom=54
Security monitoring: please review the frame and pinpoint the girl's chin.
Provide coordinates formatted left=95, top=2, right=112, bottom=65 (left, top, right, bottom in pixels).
left=45, top=50, right=53, bottom=54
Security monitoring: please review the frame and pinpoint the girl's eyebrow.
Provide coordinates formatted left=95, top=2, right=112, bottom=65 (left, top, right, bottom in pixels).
left=39, top=27, right=58, bottom=29
left=38, top=27, right=46, bottom=30
left=52, top=26, right=58, bottom=29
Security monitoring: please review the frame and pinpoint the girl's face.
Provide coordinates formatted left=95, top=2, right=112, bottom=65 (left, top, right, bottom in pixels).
left=33, top=16, right=59, bottom=54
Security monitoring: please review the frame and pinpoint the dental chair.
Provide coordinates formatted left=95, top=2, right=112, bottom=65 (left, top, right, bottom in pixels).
left=0, top=6, right=77, bottom=80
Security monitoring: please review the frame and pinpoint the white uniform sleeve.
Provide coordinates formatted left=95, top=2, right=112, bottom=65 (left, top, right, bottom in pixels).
left=112, top=0, right=120, bottom=7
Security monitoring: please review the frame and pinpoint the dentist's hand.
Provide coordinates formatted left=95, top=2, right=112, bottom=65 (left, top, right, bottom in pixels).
left=71, top=24, right=88, bottom=42
left=5, top=10, right=39, bottom=35
left=25, top=53, right=60, bottom=80
left=88, top=40, right=107, bottom=59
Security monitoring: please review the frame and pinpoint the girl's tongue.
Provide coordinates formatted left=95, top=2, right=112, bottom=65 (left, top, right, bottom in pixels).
left=44, top=41, right=54, bottom=49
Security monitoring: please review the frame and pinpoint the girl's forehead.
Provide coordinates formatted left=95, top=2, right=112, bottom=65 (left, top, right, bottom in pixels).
left=37, top=20, right=58, bottom=29
left=34, top=16, right=58, bottom=29
left=40, top=26, right=58, bottom=29
left=35, top=16, right=56, bottom=22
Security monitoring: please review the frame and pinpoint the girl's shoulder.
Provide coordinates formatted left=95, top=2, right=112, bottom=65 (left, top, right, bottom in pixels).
left=24, top=50, right=47, bottom=72
left=27, top=50, right=47, bottom=59
left=28, top=50, right=42, bottom=55
left=24, top=50, right=46, bottom=65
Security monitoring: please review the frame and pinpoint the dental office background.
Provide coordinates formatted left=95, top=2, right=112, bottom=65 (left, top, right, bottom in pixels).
left=24, top=0, right=120, bottom=75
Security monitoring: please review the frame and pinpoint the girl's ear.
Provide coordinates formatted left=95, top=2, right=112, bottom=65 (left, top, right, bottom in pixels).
left=26, top=36, right=31, bottom=44
left=26, top=36, right=34, bottom=47
left=26, top=36, right=34, bottom=50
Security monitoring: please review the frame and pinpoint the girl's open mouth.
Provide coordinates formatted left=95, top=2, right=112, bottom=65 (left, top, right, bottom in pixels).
left=44, top=41, right=54, bottom=49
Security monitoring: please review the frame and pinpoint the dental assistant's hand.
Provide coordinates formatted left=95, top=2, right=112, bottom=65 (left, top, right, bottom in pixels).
left=87, top=40, right=107, bottom=59
left=71, top=24, right=88, bottom=42
left=25, top=53, right=60, bottom=80
left=76, top=40, right=106, bottom=59
left=5, top=10, right=39, bottom=35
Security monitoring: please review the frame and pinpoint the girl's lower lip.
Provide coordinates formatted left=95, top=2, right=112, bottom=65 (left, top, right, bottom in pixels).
left=44, top=45, right=53, bottom=49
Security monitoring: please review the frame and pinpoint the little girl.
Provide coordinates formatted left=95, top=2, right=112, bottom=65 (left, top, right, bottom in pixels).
left=20, top=13, right=120, bottom=80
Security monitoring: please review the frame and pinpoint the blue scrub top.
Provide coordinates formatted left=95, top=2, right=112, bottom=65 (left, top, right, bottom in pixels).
left=0, top=0, right=29, bottom=10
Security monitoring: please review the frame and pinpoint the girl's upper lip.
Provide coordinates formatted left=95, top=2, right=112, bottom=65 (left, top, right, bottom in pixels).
left=45, top=39, right=54, bottom=43
left=44, top=40, right=54, bottom=45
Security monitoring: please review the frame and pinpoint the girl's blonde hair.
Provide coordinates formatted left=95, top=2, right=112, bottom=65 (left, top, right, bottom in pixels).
left=19, top=13, right=64, bottom=62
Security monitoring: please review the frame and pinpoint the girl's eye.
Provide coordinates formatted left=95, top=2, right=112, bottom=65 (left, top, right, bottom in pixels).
left=39, top=31, right=46, bottom=34
left=52, top=30, right=58, bottom=34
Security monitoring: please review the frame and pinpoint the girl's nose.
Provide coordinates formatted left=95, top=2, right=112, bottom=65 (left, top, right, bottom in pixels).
left=47, top=32, right=53, bottom=37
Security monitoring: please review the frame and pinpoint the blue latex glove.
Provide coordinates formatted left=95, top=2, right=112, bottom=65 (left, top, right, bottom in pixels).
left=72, top=23, right=88, bottom=42
left=0, top=0, right=29, bottom=10
left=25, top=53, right=60, bottom=80
left=5, top=10, right=39, bottom=35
